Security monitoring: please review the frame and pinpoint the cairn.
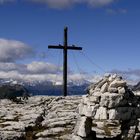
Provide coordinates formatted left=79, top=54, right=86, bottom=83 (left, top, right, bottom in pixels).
left=73, top=74, right=140, bottom=140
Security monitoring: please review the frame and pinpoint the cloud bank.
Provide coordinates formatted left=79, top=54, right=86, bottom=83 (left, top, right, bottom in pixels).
left=29, top=0, right=115, bottom=9
left=27, top=61, right=62, bottom=74
left=0, top=38, right=90, bottom=83
left=0, top=39, right=34, bottom=62
left=106, top=8, right=128, bottom=14
left=110, top=69, right=140, bottom=85
left=0, top=38, right=92, bottom=84
left=0, top=0, right=117, bottom=9
left=0, top=61, right=93, bottom=83
left=0, top=38, right=138, bottom=85
left=0, top=0, right=15, bottom=4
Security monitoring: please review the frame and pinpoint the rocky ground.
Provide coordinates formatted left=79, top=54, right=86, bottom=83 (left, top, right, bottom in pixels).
left=0, top=74, right=140, bottom=140
left=0, top=96, right=81, bottom=140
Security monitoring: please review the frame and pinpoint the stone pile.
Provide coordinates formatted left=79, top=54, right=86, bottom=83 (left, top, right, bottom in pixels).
left=73, top=74, right=140, bottom=140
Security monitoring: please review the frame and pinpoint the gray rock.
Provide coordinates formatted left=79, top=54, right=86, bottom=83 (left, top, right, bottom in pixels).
left=74, top=74, right=140, bottom=140
left=100, top=82, right=108, bottom=93
left=100, top=92, right=123, bottom=108
left=108, top=109, right=118, bottom=120
left=94, top=107, right=107, bottom=120
left=108, top=87, right=118, bottom=93
left=74, top=116, right=92, bottom=137
left=79, top=104, right=99, bottom=117
left=134, top=133, right=140, bottom=140
left=92, top=120, right=121, bottom=138
left=0, top=96, right=81, bottom=140
left=118, top=87, right=126, bottom=94
left=96, top=78, right=108, bottom=89
left=89, top=92, right=101, bottom=103
left=72, top=135, right=83, bottom=140
left=110, top=80, right=126, bottom=88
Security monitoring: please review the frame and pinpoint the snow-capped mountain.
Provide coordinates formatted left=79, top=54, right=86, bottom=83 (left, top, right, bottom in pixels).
left=0, top=78, right=91, bottom=96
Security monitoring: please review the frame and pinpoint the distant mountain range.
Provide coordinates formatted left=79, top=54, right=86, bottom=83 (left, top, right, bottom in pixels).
left=0, top=78, right=90, bottom=96
left=0, top=78, right=139, bottom=96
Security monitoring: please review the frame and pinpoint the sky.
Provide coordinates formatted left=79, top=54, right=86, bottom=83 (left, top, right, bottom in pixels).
left=0, top=0, right=140, bottom=84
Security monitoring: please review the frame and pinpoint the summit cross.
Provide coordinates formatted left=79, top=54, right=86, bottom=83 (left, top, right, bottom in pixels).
left=48, top=27, right=82, bottom=96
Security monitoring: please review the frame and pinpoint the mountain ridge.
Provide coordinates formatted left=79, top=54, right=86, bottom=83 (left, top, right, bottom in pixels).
left=0, top=78, right=90, bottom=96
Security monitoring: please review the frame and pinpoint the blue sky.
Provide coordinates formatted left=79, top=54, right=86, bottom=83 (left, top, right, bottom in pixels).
left=0, top=0, right=140, bottom=84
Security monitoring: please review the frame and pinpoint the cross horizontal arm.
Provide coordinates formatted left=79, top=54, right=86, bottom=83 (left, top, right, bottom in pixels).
left=48, top=45, right=82, bottom=50
left=48, top=45, right=64, bottom=49
left=67, top=46, right=82, bottom=50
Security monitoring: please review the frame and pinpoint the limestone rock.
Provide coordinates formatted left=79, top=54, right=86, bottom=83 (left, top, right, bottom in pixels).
left=108, top=87, right=118, bottom=93
left=100, top=92, right=124, bottom=108
left=89, top=92, right=101, bottom=103
left=92, top=120, right=121, bottom=138
left=72, top=135, right=83, bottom=140
left=78, top=103, right=99, bottom=117
left=110, top=80, right=126, bottom=88
left=94, top=107, right=107, bottom=120
left=74, top=116, right=92, bottom=137
left=0, top=96, right=81, bottom=140
left=96, top=78, right=108, bottom=89
left=73, top=74, right=140, bottom=140
left=118, top=87, right=126, bottom=94
left=108, top=109, right=118, bottom=120
left=1, top=74, right=140, bottom=140
left=100, top=82, right=108, bottom=93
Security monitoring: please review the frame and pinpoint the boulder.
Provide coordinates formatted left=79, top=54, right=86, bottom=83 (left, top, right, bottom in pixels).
left=100, top=82, right=108, bottom=93
left=109, top=80, right=126, bottom=88
left=74, top=116, right=92, bottom=137
left=94, top=107, right=107, bottom=120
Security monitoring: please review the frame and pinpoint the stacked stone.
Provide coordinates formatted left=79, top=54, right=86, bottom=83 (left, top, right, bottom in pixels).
left=73, top=74, right=140, bottom=140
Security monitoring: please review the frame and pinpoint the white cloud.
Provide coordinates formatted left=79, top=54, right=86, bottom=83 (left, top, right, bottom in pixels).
left=28, top=0, right=116, bottom=9
left=0, top=61, right=96, bottom=84
left=0, top=36, right=61, bottom=84
left=0, top=70, right=59, bottom=82
left=0, top=60, right=139, bottom=85
left=88, top=0, right=114, bottom=7
left=106, top=8, right=127, bottom=14
left=0, top=39, right=34, bottom=62
left=29, top=0, right=78, bottom=9
left=0, top=61, right=62, bottom=75
left=0, top=62, right=26, bottom=72
left=0, top=0, right=123, bottom=10
left=27, top=61, right=62, bottom=74
left=0, top=61, right=62, bottom=82
left=0, top=0, right=15, bottom=4
left=110, top=69, right=140, bottom=85
left=111, top=69, right=140, bottom=77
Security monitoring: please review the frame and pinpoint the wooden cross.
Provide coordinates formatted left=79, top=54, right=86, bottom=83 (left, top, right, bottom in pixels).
left=48, top=27, right=82, bottom=96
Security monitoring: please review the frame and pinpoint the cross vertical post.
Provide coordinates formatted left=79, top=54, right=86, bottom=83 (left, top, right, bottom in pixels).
left=63, top=27, right=68, bottom=96
left=48, top=27, right=82, bottom=96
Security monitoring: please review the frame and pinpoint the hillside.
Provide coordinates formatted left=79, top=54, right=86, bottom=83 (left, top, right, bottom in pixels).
left=0, top=84, right=29, bottom=100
